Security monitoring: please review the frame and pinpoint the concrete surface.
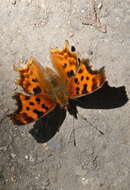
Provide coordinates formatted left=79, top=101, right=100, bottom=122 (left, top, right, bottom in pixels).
left=0, top=0, right=129, bottom=190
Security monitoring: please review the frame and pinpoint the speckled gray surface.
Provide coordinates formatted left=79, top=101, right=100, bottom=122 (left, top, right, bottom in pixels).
left=0, top=0, right=129, bottom=190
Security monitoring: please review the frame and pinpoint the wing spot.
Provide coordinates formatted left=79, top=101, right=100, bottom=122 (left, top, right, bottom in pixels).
left=25, top=96, right=30, bottom=100
left=13, top=94, right=22, bottom=113
left=78, top=69, right=83, bottom=74
left=92, top=78, right=98, bottom=91
left=29, top=102, right=34, bottom=106
left=86, top=76, right=89, bottom=80
left=82, top=84, right=88, bottom=94
left=26, top=106, right=30, bottom=110
left=32, top=78, right=38, bottom=82
left=33, top=86, right=41, bottom=95
left=42, top=104, right=49, bottom=111
left=35, top=97, right=40, bottom=103
left=67, top=70, right=75, bottom=77
left=74, top=78, right=78, bottom=84
left=63, top=63, right=67, bottom=68
left=81, top=75, right=84, bottom=81
left=76, top=87, right=80, bottom=95
left=33, top=109, right=44, bottom=117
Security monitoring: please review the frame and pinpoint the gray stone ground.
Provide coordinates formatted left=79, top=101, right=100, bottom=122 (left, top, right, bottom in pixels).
left=0, top=0, right=129, bottom=189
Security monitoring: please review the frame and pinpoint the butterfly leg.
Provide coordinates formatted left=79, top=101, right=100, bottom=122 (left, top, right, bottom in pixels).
left=67, top=100, right=78, bottom=119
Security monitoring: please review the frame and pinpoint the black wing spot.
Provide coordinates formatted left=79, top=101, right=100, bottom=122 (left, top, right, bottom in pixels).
left=63, top=63, right=67, bottom=68
left=29, top=102, right=34, bottom=106
left=82, top=84, right=88, bottom=94
left=33, top=86, right=41, bottom=95
left=25, top=96, right=30, bottom=100
left=35, top=97, right=40, bottom=103
left=67, top=70, right=75, bottom=77
left=26, top=107, right=30, bottom=110
left=74, top=78, right=78, bottom=84
left=76, top=87, right=80, bottom=95
left=32, top=78, right=38, bottom=82
left=86, top=76, right=89, bottom=80
left=13, top=94, right=22, bottom=113
left=78, top=68, right=83, bottom=74
left=33, top=109, right=44, bottom=117
left=92, top=78, right=97, bottom=91
left=81, top=75, right=84, bottom=81
left=42, top=104, right=49, bottom=111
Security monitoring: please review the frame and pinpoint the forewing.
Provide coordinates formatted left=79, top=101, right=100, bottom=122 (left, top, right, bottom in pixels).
left=10, top=93, right=56, bottom=125
left=70, top=59, right=106, bottom=98
left=14, top=59, right=47, bottom=95
left=50, top=40, right=79, bottom=81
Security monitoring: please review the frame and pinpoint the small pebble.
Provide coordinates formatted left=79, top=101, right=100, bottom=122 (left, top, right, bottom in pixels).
left=11, top=153, right=16, bottom=158
left=98, top=3, right=103, bottom=9
left=11, top=0, right=16, bottom=5
left=25, top=155, right=28, bottom=159
left=81, top=9, right=85, bottom=13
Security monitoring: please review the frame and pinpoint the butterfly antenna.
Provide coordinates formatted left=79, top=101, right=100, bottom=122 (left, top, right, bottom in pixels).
left=78, top=113, right=104, bottom=135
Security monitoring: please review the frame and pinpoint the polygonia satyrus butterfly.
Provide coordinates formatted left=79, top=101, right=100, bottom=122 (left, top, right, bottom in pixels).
left=10, top=41, right=105, bottom=125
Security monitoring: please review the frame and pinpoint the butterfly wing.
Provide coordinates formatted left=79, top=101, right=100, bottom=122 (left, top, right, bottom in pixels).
left=14, top=59, right=48, bottom=95
left=10, top=93, right=56, bottom=125
left=70, top=59, right=106, bottom=98
left=50, top=41, right=105, bottom=98
left=50, top=40, right=79, bottom=81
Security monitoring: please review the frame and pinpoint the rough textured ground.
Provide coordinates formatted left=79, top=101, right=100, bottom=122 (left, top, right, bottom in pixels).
left=0, top=0, right=129, bottom=190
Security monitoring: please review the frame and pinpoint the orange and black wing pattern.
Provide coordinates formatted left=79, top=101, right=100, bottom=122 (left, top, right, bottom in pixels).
left=14, top=59, right=47, bottom=95
left=50, top=40, right=79, bottom=80
left=10, top=93, right=56, bottom=125
left=70, top=59, right=105, bottom=98
left=10, top=59, right=56, bottom=125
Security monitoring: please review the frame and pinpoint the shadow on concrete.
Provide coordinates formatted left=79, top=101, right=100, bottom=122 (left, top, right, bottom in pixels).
left=72, top=81, right=128, bottom=109
left=29, top=81, right=128, bottom=143
left=29, top=105, right=66, bottom=143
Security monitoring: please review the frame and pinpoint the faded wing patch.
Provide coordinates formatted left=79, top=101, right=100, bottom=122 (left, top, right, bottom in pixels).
left=10, top=93, right=56, bottom=125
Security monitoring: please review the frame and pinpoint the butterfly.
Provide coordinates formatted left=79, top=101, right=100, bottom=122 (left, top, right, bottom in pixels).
left=10, top=41, right=106, bottom=125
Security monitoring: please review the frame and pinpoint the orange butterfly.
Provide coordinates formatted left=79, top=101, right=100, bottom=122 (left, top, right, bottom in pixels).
left=10, top=41, right=105, bottom=125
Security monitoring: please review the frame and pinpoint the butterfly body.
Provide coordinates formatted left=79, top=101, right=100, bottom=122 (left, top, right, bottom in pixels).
left=10, top=41, right=106, bottom=125
left=41, top=66, right=69, bottom=107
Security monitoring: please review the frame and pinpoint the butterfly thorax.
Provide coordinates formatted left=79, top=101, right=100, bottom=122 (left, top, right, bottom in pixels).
left=43, top=67, right=69, bottom=107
